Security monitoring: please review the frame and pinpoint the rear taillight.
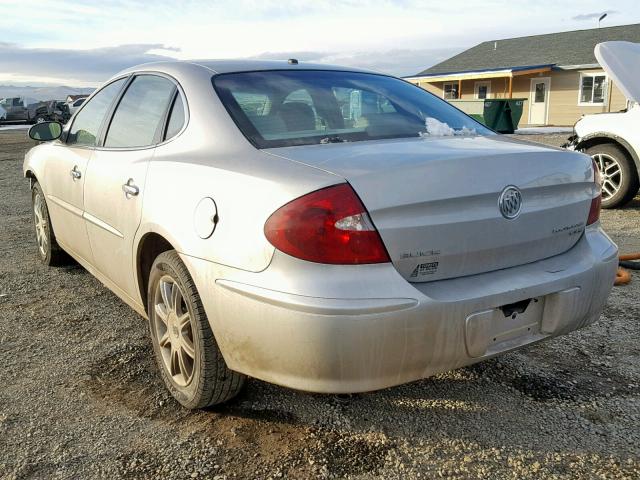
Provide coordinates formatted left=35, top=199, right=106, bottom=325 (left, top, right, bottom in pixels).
left=587, top=195, right=601, bottom=225
left=587, top=158, right=602, bottom=225
left=264, top=183, right=390, bottom=264
left=592, top=157, right=602, bottom=185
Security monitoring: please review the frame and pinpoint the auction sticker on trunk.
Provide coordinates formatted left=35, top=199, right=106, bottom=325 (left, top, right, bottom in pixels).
left=410, top=261, right=439, bottom=278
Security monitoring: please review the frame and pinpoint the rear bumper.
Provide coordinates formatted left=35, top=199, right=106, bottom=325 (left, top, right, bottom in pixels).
left=182, top=225, right=617, bottom=393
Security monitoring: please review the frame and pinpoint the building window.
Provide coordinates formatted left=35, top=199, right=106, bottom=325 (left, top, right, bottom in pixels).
left=443, top=82, right=458, bottom=100
left=579, top=73, right=607, bottom=105
left=474, top=81, right=491, bottom=99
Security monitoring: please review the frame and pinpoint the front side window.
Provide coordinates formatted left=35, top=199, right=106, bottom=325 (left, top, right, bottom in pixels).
left=213, top=71, right=490, bottom=148
left=105, top=75, right=176, bottom=148
left=443, top=82, right=459, bottom=100
left=333, top=87, right=397, bottom=126
left=231, top=92, right=271, bottom=116
left=230, top=92, right=273, bottom=134
left=67, top=78, right=126, bottom=146
left=580, top=74, right=607, bottom=104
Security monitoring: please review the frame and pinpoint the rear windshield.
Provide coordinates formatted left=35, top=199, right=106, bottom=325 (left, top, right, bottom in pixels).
left=212, top=70, right=492, bottom=149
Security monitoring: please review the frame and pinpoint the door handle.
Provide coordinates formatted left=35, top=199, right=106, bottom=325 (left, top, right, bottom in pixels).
left=70, top=165, right=81, bottom=180
left=122, top=178, right=139, bottom=198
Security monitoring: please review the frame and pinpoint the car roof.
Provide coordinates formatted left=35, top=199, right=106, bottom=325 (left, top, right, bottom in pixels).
left=117, top=59, right=378, bottom=77
left=196, top=59, right=373, bottom=74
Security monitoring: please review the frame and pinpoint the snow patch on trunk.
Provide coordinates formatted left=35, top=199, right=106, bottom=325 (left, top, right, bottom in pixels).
left=420, top=117, right=477, bottom=137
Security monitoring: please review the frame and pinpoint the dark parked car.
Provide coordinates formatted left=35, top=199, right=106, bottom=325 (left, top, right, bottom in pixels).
left=0, top=97, right=70, bottom=124
left=28, top=100, right=70, bottom=124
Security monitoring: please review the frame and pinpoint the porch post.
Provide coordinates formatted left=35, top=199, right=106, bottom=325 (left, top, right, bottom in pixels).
left=508, top=76, right=513, bottom=98
left=458, top=79, right=462, bottom=99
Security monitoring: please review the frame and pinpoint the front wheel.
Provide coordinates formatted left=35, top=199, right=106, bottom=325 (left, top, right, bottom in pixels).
left=587, top=143, right=639, bottom=208
left=147, top=250, right=245, bottom=409
left=31, top=182, right=68, bottom=266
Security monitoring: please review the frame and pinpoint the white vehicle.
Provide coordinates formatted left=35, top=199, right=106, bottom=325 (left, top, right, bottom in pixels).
left=567, top=41, right=640, bottom=208
left=0, top=96, right=37, bottom=123
left=67, top=97, right=87, bottom=115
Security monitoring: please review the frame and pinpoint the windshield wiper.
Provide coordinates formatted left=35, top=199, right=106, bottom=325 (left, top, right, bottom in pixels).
left=319, top=136, right=347, bottom=144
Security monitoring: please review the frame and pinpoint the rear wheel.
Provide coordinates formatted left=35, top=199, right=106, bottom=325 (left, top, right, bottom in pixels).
left=587, top=143, right=639, bottom=208
left=31, top=182, right=68, bottom=266
left=147, top=250, right=245, bottom=409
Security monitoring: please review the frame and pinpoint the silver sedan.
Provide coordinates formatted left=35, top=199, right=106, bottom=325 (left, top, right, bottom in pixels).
left=24, top=60, right=617, bottom=409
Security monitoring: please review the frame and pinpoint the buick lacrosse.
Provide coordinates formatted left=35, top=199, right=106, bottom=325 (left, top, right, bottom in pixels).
left=24, top=60, right=617, bottom=408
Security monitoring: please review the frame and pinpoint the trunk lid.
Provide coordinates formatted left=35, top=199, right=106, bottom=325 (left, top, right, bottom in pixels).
left=266, top=135, right=595, bottom=282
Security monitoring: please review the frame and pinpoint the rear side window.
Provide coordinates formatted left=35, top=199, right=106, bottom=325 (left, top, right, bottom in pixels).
left=67, top=78, right=126, bottom=146
left=104, top=75, right=176, bottom=148
left=164, top=93, right=186, bottom=140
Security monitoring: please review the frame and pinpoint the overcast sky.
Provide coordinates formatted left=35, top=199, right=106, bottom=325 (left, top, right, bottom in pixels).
left=2, top=0, right=640, bottom=87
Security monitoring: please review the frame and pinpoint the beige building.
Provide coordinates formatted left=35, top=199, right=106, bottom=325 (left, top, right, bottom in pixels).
left=406, top=24, right=640, bottom=126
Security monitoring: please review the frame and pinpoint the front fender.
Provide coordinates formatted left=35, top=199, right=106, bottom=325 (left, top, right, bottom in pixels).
left=23, top=142, right=48, bottom=186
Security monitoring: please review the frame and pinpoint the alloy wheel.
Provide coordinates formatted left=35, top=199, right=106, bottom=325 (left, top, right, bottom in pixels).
left=153, top=275, right=196, bottom=387
left=592, top=152, right=622, bottom=202
left=33, top=192, right=48, bottom=257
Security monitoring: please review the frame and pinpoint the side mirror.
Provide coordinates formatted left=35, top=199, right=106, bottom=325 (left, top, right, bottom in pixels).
left=29, top=121, right=62, bottom=141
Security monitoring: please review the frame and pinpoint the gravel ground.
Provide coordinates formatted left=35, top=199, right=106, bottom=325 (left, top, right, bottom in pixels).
left=1, top=130, right=639, bottom=479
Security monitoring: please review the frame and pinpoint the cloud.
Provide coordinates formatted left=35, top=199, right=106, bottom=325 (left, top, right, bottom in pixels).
left=0, top=41, right=458, bottom=87
left=0, top=0, right=511, bottom=62
left=3, top=0, right=638, bottom=86
left=571, top=10, right=618, bottom=21
left=250, top=48, right=461, bottom=76
left=0, top=43, right=179, bottom=86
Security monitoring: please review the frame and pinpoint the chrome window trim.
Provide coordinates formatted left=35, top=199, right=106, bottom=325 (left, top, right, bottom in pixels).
left=65, top=71, right=190, bottom=152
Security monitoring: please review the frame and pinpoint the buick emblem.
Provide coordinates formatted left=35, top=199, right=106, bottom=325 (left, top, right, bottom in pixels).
left=498, top=186, right=522, bottom=219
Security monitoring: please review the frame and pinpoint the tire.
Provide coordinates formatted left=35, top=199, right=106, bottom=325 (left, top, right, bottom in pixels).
left=587, top=143, right=639, bottom=209
left=31, top=182, right=68, bottom=266
left=147, top=250, right=245, bottom=409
